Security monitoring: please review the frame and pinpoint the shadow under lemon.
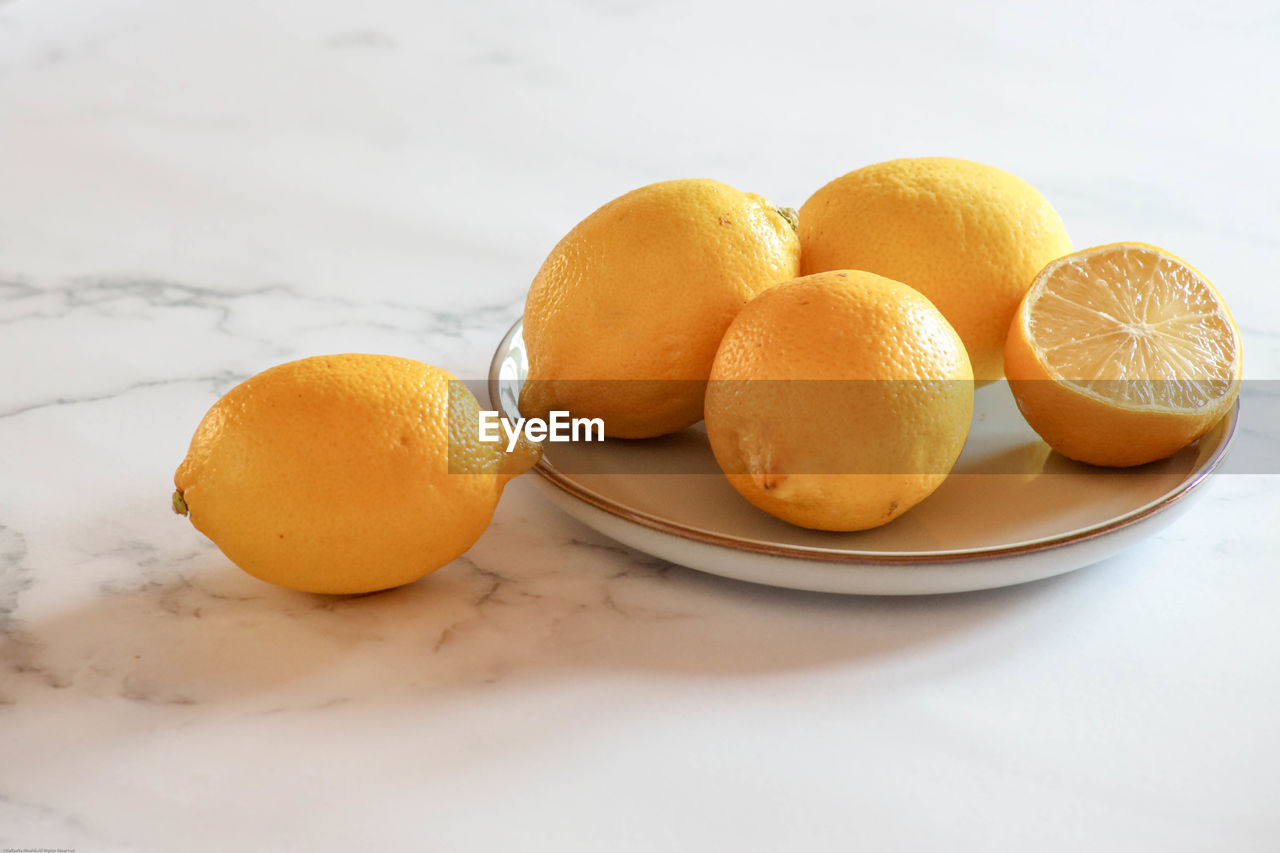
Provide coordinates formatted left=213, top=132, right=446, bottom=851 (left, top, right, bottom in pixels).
left=3, top=478, right=1128, bottom=715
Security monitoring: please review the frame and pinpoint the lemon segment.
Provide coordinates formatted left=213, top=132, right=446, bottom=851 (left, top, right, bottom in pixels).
left=1005, top=243, right=1241, bottom=467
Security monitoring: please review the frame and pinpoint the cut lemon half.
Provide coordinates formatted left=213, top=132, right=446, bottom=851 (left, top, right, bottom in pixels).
left=1005, top=242, right=1241, bottom=467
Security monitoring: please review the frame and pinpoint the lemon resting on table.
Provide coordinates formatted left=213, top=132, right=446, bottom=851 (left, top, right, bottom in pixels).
left=173, top=354, right=539, bottom=594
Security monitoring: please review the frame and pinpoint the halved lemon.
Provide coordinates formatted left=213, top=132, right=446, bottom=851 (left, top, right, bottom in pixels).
left=1004, top=243, right=1241, bottom=467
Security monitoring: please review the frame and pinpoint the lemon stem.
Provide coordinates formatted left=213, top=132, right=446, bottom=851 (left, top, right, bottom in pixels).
left=776, top=206, right=799, bottom=232
left=172, top=490, right=188, bottom=516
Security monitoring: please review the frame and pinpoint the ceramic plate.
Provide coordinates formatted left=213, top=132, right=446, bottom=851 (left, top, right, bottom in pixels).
left=488, top=319, right=1237, bottom=595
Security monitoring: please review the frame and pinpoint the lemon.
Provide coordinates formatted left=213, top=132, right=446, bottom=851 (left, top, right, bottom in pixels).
left=799, top=157, right=1072, bottom=381
left=1005, top=243, right=1241, bottom=467
left=520, top=178, right=801, bottom=438
left=173, top=354, right=539, bottom=594
left=705, top=270, right=974, bottom=531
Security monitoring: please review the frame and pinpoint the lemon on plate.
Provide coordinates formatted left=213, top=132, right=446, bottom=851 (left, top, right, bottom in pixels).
left=1005, top=243, right=1242, bottom=467
left=704, top=270, right=974, bottom=531
left=799, top=157, right=1072, bottom=381
left=173, top=354, right=539, bottom=594
left=520, top=178, right=801, bottom=438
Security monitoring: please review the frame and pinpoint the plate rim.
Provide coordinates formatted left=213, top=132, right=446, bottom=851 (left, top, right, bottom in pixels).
left=488, top=317, right=1238, bottom=566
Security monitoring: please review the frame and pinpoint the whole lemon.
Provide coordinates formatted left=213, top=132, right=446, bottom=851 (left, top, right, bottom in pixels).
left=520, top=178, right=801, bottom=438
left=705, top=270, right=974, bottom=531
left=173, top=354, right=539, bottom=594
left=799, top=157, right=1072, bottom=381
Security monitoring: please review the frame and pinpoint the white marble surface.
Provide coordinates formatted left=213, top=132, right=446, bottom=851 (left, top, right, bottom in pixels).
left=2, top=1, right=1279, bottom=850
